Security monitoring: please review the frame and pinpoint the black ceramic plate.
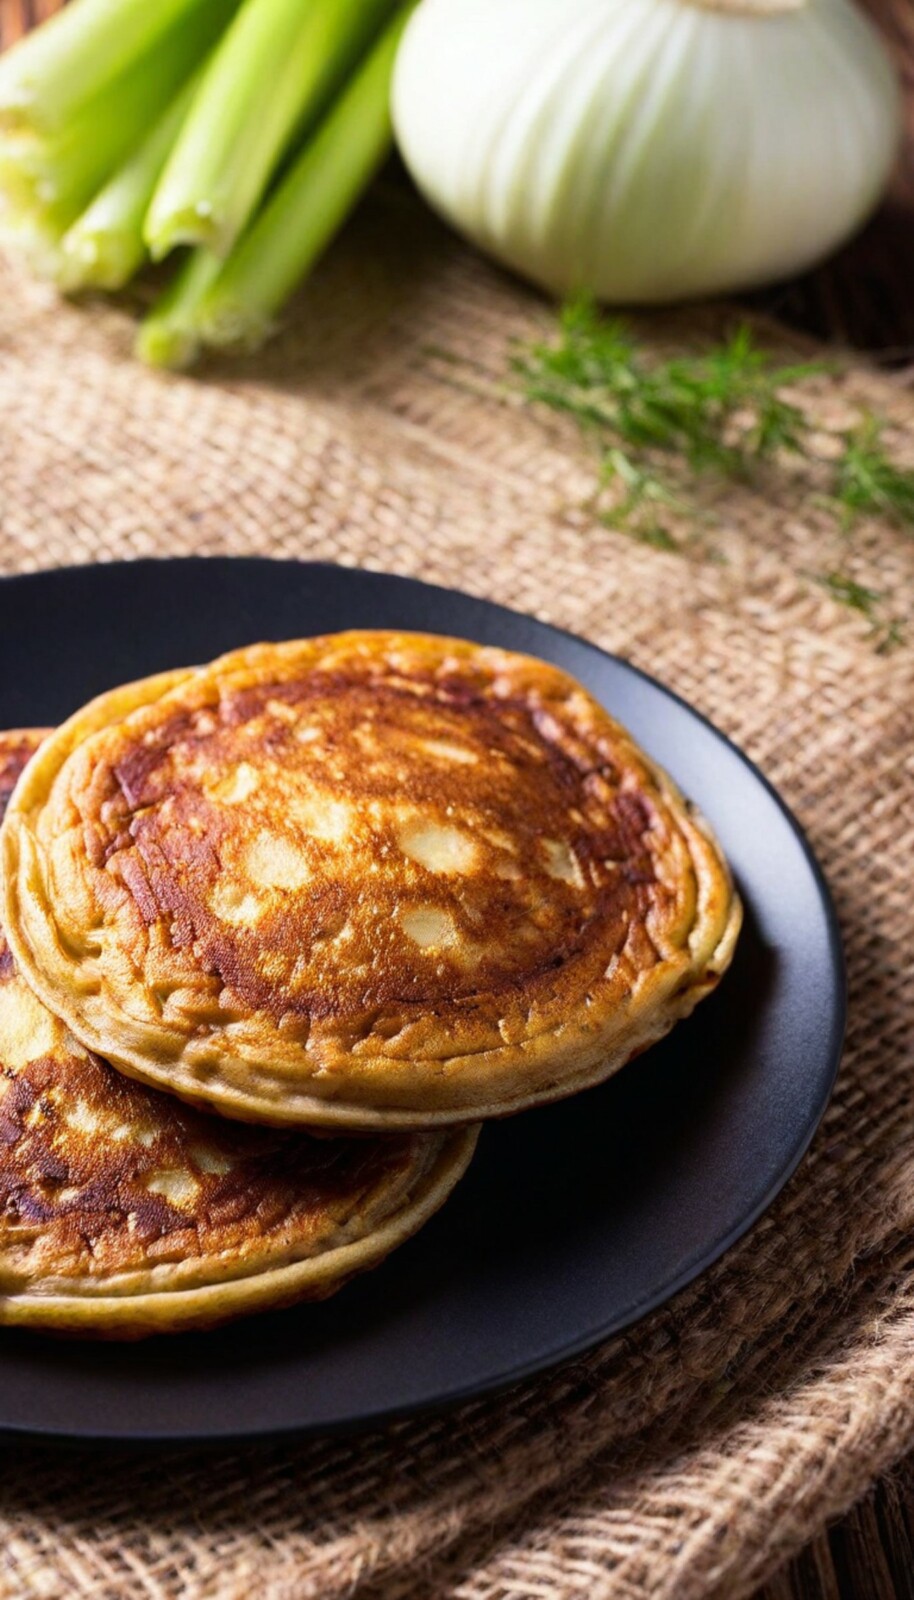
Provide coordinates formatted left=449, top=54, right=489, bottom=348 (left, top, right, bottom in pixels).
left=0, top=559, right=844, bottom=1444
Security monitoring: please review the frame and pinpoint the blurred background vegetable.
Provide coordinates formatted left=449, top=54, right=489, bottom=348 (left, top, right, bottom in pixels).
left=0, top=0, right=905, bottom=369
left=393, top=0, right=902, bottom=305
left=137, top=8, right=410, bottom=367
left=0, top=0, right=413, bottom=366
left=144, top=0, right=394, bottom=260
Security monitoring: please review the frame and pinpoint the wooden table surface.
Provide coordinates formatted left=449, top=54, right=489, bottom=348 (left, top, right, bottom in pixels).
left=2, top=2, right=913, bottom=1595
left=756, top=1458, right=914, bottom=1600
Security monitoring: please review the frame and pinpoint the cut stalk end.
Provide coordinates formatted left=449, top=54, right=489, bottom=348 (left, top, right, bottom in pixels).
left=0, top=212, right=66, bottom=279
left=197, top=296, right=275, bottom=351
left=145, top=201, right=224, bottom=261
left=59, top=231, right=139, bottom=292
left=135, top=317, right=201, bottom=370
left=0, top=100, right=39, bottom=138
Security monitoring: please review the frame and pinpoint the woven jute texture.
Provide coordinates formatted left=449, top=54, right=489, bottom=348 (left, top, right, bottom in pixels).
left=0, top=185, right=913, bottom=1600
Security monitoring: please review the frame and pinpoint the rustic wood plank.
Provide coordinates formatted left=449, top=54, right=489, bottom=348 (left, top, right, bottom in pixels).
left=788, top=1537, right=843, bottom=1600
left=831, top=1497, right=900, bottom=1599
left=757, top=1464, right=914, bottom=1600
left=876, top=1471, right=914, bottom=1597
left=0, top=0, right=32, bottom=49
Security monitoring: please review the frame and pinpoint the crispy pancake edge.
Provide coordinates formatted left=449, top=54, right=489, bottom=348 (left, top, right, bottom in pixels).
left=0, top=727, right=478, bottom=1335
left=1, top=636, right=742, bottom=1130
left=0, top=1125, right=478, bottom=1337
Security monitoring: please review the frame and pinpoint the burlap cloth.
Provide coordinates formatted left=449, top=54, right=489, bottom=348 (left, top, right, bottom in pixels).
left=0, top=187, right=913, bottom=1599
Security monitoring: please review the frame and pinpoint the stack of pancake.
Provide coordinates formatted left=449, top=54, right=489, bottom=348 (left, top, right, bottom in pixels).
left=0, top=631, right=741, bottom=1337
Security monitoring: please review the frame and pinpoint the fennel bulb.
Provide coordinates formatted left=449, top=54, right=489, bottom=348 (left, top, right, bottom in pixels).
left=392, top=0, right=902, bottom=303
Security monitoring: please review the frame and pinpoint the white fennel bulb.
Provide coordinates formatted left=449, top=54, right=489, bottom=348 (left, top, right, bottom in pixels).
left=392, top=0, right=902, bottom=303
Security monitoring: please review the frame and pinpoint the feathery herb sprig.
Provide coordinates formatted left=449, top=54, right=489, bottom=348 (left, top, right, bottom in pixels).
left=813, top=572, right=904, bottom=654
left=834, top=417, right=914, bottom=530
left=514, top=299, right=913, bottom=644
left=516, top=304, right=818, bottom=485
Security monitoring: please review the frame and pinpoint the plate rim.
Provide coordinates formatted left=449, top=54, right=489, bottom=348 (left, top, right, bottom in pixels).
left=0, top=556, right=847, bottom=1444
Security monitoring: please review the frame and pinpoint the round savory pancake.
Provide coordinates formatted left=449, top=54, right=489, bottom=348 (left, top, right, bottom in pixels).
left=1, top=632, right=741, bottom=1130
left=0, top=732, right=476, bottom=1337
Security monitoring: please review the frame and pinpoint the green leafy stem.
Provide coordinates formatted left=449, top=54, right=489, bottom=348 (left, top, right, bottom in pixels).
left=512, top=300, right=913, bottom=648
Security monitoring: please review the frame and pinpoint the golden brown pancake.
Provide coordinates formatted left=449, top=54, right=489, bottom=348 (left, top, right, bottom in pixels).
left=1, top=632, right=741, bottom=1130
left=0, top=731, right=476, bottom=1337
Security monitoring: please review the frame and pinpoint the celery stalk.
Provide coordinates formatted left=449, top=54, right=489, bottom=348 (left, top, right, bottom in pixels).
left=192, top=6, right=414, bottom=353
left=0, top=0, right=238, bottom=238
left=145, top=0, right=398, bottom=261
left=0, top=103, right=141, bottom=237
left=59, top=78, right=200, bottom=291
left=134, top=249, right=224, bottom=370
left=0, top=0, right=236, bottom=137
left=0, top=209, right=67, bottom=279
left=0, top=95, right=133, bottom=225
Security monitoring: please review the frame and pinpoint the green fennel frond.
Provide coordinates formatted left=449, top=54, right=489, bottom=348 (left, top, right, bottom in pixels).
left=814, top=571, right=905, bottom=653
left=834, top=417, right=914, bottom=531
left=514, top=300, right=914, bottom=591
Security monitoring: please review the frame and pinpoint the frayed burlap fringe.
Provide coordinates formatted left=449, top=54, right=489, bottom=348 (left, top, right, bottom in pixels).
left=0, top=189, right=913, bottom=1600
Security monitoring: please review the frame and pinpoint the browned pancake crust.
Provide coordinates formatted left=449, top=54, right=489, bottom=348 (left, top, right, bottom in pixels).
left=0, top=731, right=476, bottom=1336
left=1, top=634, right=741, bottom=1128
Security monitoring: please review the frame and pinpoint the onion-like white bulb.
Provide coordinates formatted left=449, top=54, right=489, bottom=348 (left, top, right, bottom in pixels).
left=392, top=0, right=902, bottom=303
